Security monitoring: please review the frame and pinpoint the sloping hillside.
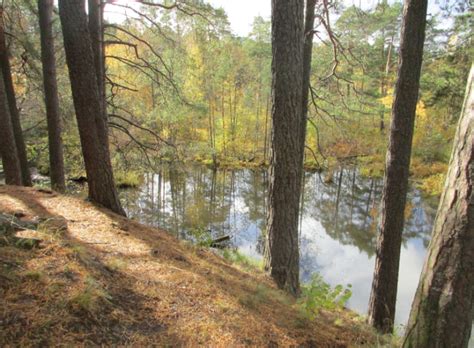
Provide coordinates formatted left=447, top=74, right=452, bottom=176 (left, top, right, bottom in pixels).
left=0, top=185, right=376, bottom=346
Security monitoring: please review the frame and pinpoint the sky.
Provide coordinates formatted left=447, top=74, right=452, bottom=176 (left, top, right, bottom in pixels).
left=201, top=0, right=419, bottom=36
left=104, top=0, right=446, bottom=37
left=207, top=0, right=270, bottom=36
left=103, top=0, right=268, bottom=35
left=103, top=0, right=271, bottom=35
left=105, top=0, right=386, bottom=36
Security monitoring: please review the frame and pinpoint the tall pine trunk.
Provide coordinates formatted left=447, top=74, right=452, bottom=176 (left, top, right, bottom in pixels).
left=0, top=68, right=21, bottom=185
left=402, top=65, right=474, bottom=348
left=88, top=0, right=108, bottom=145
left=58, top=0, right=125, bottom=216
left=264, top=0, right=304, bottom=296
left=301, top=0, right=316, bottom=167
left=368, top=0, right=428, bottom=333
left=0, top=7, right=31, bottom=186
left=38, top=0, right=66, bottom=192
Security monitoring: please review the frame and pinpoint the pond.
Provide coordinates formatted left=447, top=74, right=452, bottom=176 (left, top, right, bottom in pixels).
left=120, top=164, right=439, bottom=328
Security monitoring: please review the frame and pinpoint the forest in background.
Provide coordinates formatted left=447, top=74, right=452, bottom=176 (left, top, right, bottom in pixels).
left=2, top=0, right=471, bottom=195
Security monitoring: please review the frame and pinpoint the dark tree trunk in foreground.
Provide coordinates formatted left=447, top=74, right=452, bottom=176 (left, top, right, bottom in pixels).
left=264, top=0, right=304, bottom=296
left=403, top=65, right=474, bottom=348
left=0, top=7, right=31, bottom=186
left=88, top=0, right=108, bottom=150
left=0, top=69, right=21, bottom=185
left=38, top=0, right=66, bottom=192
left=368, top=0, right=428, bottom=333
left=59, top=0, right=125, bottom=216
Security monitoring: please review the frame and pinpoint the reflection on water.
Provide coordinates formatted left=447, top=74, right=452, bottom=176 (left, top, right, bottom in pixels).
left=120, top=164, right=438, bottom=327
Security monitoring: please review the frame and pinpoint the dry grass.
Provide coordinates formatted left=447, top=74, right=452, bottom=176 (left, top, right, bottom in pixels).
left=0, top=185, right=377, bottom=347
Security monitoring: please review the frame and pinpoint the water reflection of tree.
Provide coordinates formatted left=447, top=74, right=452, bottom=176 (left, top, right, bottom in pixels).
left=239, top=169, right=267, bottom=254
left=121, top=165, right=435, bottom=256
left=177, top=166, right=234, bottom=239
left=302, top=167, right=434, bottom=257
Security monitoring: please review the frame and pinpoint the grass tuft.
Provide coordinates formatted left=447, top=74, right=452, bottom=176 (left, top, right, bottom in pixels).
left=22, top=270, right=44, bottom=282
left=105, top=257, right=128, bottom=271
left=222, top=250, right=263, bottom=271
left=69, top=276, right=112, bottom=313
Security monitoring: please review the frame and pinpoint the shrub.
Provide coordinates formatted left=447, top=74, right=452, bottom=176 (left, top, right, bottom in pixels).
left=418, top=173, right=446, bottom=196
left=298, top=274, right=352, bottom=320
left=189, top=227, right=213, bottom=247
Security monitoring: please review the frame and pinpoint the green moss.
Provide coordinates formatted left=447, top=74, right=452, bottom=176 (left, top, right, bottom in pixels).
left=115, top=171, right=143, bottom=188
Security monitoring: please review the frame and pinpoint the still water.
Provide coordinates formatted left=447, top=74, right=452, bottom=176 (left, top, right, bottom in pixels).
left=120, top=164, right=438, bottom=328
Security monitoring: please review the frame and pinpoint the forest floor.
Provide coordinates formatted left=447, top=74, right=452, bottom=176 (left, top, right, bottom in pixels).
left=0, top=185, right=386, bottom=347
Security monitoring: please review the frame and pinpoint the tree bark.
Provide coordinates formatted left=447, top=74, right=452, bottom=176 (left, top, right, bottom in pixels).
left=301, top=0, right=316, bottom=155
left=88, top=0, right=106, bottom=116
left=402, top=65, right=474, bottom=348
left=263, top=94, right=269, bottom=163
left=88, top=0, right=109, bottom=152
left=58, top=0, right=125, bottom=216
left=38, top=0, right=66, bottom=192
left=264, top=0, right=304, bottom=296
left=0, top=68, right=21, bottom=185
left=0, top=7, right=31, bottom=186
left=368, top=0, right=428, bottom=334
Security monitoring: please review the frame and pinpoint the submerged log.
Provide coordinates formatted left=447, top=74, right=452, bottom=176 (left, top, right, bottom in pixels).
left=210, top=235, right=231, bottom=248
left=69, top=176, right=88, bottom=184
